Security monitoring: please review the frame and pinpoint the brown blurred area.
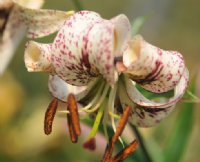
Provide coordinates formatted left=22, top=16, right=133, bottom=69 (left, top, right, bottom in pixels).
left=0, top=0, right=200, bottom=161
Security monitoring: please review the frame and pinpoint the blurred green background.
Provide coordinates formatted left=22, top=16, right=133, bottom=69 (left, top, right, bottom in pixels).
left=0, top=0, right=200, bottom=162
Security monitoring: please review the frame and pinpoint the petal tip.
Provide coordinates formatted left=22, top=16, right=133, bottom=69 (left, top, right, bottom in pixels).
left=24, top=41, right=53, bottom=72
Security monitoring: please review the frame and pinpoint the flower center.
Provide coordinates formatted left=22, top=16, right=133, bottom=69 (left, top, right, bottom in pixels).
left=58, top=77, right=122, bottom=141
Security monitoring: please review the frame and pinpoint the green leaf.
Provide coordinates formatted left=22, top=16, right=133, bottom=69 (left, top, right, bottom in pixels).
left=163, top=80, right=195, bottom=162
left=135, top=84, right=174, bottom=99
left=131, top=14, right=151, bottom=36
left=182, top=90, right=200, bottom=103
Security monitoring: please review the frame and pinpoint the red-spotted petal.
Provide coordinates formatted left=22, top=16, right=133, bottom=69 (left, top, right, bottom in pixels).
left=48, top=75, right=97, bottom=102
left=122, top=35, right=186, bottom=93
left=50, top=11, right=130, bottom=86
left=24, top=41, right=54, bottom=72
left=119, top=83, right=174, bottom=127
left=124, top=68, right=189, bottom=108
left=130, top=105, right=175, bottom=127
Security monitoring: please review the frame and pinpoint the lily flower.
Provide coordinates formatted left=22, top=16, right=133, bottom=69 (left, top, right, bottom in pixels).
left=24, top=10, right=189, bottom=160
left=0, top=0, right=74, bottom=74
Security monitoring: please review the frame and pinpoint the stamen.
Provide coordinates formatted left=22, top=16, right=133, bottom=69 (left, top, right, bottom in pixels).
left=44, top=98, right=58, bottom=135
left=108, top=85, right=118, bottom=134
left=112, top=106, right=131, bottom=143
left=84, top=84, right=110, bottom=113
left=66, top=94, right=81, bottom=143
left=57, top=82, right=108, bottom=115
left=57, top=110, right=70, bottom=114
left=67, top=112, right=78, bottom=143
left=75, top=78, right=99, bottom=101
left=103, top=122, right=109, bottom=142
left=108, top=112, right=120, bottom=119
left=101, top=106, right=132, bottom=161
left=81, top=82, right=105, bottom=112
left=67, top=94, right=81, bottom=136
left=110, top=140, right=139, bottom=162
left=101, top=85, right=117, bottom=143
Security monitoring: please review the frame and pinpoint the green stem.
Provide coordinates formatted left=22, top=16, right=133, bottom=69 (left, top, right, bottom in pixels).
left=131, top=125, right=153, bottom=162
left=72, top=0, right=83, bottom=10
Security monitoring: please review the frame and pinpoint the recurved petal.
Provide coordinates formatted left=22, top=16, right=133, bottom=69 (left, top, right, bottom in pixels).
left=129, top=105, right=175, bottom=127
left=118, top=81, right=175, bottom=127
left=24, top=41, right=53, bottom=72
left=124, top=68, right=189, bottom=108
left=122, top=35, right=186, bottom=93
left=14, top=2, right=74, bottom=38
left=48, top=75, right=97, bottom=102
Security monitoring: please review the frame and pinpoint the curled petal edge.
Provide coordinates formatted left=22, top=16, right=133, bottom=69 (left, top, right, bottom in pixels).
left=122, top=35, right=185, bottom=93
left=118, top=80, right=176, bottom=127
left=48, top=75, right=98, bottom=102
left=124, top=68, right=189, bottom=108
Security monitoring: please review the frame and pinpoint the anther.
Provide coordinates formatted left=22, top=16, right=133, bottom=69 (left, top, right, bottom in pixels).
left=110, top=140, right=139, bottom=162
left=101, top=106, right=134, bottom=162
left=44, top=98, right=58, bottom=135
left=67, top=93, right=81, bottom=143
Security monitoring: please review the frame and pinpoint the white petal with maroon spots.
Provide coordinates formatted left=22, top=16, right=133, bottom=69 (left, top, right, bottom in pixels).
left=124, top=68, right=189, bottom=108
left=48, top=75, right=85, bottom=102
left=50, top=11, right=102, bottom=86
left=119, top=81, right=176, bottom=127
left=49, top=11, right=130, bottom=86
left=87, top=21, right=117, bottom=85
left=14, top=3, right=74, bottom=38
left=48, top=75, right=97, bottom=102
left=129, top=105, right=175, bottom=127
left=24, top=41, right=54, bottom=72
left=123, top=35, right=185, bottom=93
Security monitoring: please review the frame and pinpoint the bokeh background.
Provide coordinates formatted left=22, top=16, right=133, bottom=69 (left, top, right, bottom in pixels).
left=0, top=0, right=200, bottom=161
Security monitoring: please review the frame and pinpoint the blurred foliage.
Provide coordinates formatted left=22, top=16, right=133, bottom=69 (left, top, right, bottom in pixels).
left=163, top=80, right=195, bottom=162
left=0, top=73, right=25, bottom=127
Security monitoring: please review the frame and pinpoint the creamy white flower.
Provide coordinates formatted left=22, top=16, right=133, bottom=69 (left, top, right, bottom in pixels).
left=24, top=11, right=189, bottom=132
